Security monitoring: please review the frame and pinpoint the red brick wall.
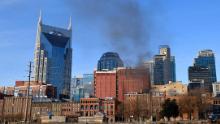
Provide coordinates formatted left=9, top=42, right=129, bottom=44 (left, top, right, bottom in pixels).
left=117, top=68, right=151, bottom=102
left=94, top=68, right=151, bottom=102
left=94, top=72, right=117, bottom=99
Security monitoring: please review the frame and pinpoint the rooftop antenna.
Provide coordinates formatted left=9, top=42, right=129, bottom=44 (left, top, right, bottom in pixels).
left=68, top=16, right=72, bottom=30
left=38, top=10, right=42, bottom=24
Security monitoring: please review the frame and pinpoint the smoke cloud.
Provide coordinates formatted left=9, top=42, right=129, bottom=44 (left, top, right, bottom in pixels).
left=65, top=0, right=162, bottom=66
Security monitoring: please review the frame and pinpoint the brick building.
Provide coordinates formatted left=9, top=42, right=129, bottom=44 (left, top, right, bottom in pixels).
left=0, top=97, right=32, bottom=122
left=61, top=102, right=80, bottom=117
left=80, top=98, right=100, bottom=116
left=31, top=101, right=80, bottom=121
left=94, top=70, right=117, bottom=99
left=117, top=68, right=151, bottom=102
left=79, top=97, right=116, bottom=123
left=0, top=81, right=56, bottom=98
left=0, top=87, right=14, bottom=96
left=101, top=97, right=115, bottom=122
left=31, top=102, right=52, bottom=120
left=94, top=67, right=151, bottom=102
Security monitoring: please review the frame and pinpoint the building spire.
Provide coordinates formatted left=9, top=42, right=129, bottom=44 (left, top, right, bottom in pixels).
left=68, top=16, right=72, bottom=30
left=38, top=10, right=42, bottom=25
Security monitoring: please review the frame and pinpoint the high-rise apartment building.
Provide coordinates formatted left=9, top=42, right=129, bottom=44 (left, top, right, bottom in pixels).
left=153, top=45, right=176, bottom=85
left=188, top=50, right=217, bottom=91
left=97, top=52, right=124, bottom=71
left=33, top=14, right=72, bottom=99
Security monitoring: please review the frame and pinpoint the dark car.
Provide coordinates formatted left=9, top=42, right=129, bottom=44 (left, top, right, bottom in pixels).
left=209, top=114, right=220, bottom=123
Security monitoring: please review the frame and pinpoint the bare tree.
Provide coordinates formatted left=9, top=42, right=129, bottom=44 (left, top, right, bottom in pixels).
left=178, top=95, right=197, bottom=120
left=179, top=88, right=212, bottom=120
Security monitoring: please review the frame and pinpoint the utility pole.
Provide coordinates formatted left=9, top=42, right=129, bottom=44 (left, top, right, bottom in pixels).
left=25, top=61, right=33, bottom=123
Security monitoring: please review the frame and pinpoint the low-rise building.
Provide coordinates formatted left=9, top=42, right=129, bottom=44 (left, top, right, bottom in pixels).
left=78, top=112, right=104, bottom=123
left=152, top=81, right=187, bottom=97
left=0, top=81, right=56, bottom=98
left=213, top=97, right=220, bottom=114
left=31, top=101, right=52, bottom=120
left=80, top=98, right=100, bottom=116
left=61, top=102, right=80, bottom=117
left=213, top=82, right=220, bottom=97
left=101, top=97, right=115, bottom=122
left=0, top=96, right=32, bottom=122
left=31, top=101, right=80, bottom=121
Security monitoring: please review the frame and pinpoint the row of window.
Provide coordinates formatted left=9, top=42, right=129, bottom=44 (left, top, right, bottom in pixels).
left=214, top=100, right=220, bottom=105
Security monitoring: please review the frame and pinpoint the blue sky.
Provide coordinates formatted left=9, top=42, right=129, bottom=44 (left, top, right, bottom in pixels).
left=0, top=0, right=220, bottom=86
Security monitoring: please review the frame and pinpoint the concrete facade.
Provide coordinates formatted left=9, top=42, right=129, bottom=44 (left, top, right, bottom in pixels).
left=152, top=81, right=187, bottom=97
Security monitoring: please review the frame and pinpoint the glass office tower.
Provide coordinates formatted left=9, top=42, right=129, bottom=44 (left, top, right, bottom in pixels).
left=97, top=52, right=124, bottom=71
left=195, top=50, right=217, bottom=83
left=153, top=45, right=176, bottom=85
left=188, top=50, right=217, bottom=91
left=34, top=14, right=72, bottom=99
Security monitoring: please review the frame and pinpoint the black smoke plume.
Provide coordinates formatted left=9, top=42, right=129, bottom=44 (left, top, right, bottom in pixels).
left=65, top=0, right=162, bottom=66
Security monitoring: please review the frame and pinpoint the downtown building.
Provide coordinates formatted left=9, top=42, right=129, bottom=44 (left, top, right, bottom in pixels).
left=94, top=67, right=151, bottom=102
left=94, top=52, right=151, bottom=102
left=188, top=50, right=217, bottom=91
left=97, top=52, right=124, bottom=71
left=70, top=74, right=94, bottom=102
left=153, top=45, right=176, bottom=85
left=33, top=14, right=72, bottom=99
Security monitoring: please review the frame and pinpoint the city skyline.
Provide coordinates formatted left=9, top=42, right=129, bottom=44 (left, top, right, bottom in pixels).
left=1, top=0, right=220, bottom=86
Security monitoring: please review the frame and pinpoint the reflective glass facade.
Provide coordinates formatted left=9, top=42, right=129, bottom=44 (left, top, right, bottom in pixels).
left=34, top=16, right=72, bottom=99
left=188, top=50, right=217, bottom=91
left=97, top=52, right=124, bottom=71
left=71, top=74, right=94, bottom=102
left=153, top=45, right=176, bottom=85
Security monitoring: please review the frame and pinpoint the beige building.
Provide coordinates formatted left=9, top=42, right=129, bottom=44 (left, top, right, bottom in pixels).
left=61, top=102, right=80, bottom=117
left=31, top=101, right=80, bottom=121
left=78, top=112, right=104, bottom=123
left=0, top=87, right=14, bottom=96
left=152, top=81, right=187, bottom=97
left=213, top=82, right=220, bottom=97
left=31, top=102, right=52, bottom=120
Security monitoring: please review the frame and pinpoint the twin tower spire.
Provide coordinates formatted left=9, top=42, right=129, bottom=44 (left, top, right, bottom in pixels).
left=38, top=10, right=72, bottom=30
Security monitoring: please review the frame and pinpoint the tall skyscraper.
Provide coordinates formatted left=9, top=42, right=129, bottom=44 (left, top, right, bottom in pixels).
left=97, top=52, right=124, bottom=71
left=188, top=50, right=217, bottom=91
left=33, top=13, right=72, bottom=99
left=153, top=45, right=176, bottom=85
